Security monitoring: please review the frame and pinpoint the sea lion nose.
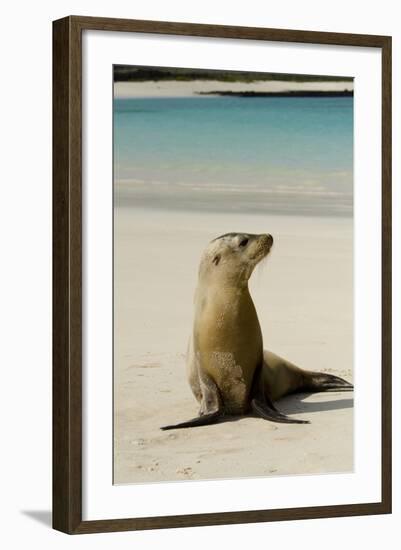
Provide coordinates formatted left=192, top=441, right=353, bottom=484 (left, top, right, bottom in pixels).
left=262, top=233, right=273, bottom=247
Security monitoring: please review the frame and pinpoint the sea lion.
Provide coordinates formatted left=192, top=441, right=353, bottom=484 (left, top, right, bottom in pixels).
left=161, top=232, right=352, bottom=430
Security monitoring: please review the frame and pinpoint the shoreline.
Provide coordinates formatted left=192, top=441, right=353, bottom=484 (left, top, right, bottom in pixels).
left=114, top=180, right=353, bottom=218
left=114, top=79, right=354, bottom=98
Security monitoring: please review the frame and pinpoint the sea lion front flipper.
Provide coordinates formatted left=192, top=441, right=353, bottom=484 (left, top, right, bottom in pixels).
left=161, top=411, right=221, bottom=430
left=161, top=368, right=222, bottom=430
left=251, top=363, right=310, bottom=425
left=251, top=398, right=310, bottom=425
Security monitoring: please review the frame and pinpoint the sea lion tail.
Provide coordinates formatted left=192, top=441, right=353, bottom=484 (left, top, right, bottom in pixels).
left=251, top=398, right=310, bottom=425
left=303, top=372, right=354, bottom=393
left=161, top=411, right=221, bottom=430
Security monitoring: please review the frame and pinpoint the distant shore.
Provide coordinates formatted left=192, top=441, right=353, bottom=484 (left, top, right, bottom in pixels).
left=198, top=90, right=353, bottom=98
left=114, top=80, right=354, bottom=99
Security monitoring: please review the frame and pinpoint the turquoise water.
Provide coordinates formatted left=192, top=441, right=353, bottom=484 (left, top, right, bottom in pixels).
left=114, top=96, right=353, bottom=216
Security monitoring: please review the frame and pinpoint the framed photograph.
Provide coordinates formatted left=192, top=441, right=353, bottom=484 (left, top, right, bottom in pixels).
left=53, top=16, right=392, bottom=534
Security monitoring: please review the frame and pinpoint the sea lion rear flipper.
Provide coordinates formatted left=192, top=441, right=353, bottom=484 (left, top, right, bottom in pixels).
left=303, top=372, right=354, bottom=392
left=251, top=398, right=310, bottom=425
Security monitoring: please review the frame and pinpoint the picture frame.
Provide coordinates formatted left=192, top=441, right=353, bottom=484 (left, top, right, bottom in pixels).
left=52, top=15, right=392, bottom=534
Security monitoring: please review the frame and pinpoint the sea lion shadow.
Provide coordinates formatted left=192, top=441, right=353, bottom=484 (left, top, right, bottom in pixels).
left=202, top=393, right=354, bottom=427
left=278, top=392, right=354, bottom=415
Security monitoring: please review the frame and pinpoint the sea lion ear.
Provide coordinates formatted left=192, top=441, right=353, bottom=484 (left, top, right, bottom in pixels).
left=212, top=254, right=221, bottom=266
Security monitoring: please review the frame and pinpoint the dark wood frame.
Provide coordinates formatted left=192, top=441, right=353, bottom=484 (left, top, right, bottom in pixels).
left=53, top=15, right=392, bottom=534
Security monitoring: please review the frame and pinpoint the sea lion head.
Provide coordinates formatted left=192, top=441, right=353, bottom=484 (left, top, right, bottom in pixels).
left=199, top=232, right=273, bottom=287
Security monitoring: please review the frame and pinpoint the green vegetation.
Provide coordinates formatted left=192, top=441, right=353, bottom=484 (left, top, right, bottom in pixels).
left=114, top=65, right=353, bottom=83
left=198, top=90, right=353, bottom=97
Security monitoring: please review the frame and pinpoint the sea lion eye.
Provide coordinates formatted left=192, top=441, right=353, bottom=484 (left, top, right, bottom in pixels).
left=239, top=238, right=249, bottom=247
left=212, top=254, right=221, bottom=266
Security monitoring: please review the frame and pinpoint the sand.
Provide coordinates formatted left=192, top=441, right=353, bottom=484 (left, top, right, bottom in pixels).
left=113, top=205, right=353, bottom=484
left=114, top=79, right=354, bottom=98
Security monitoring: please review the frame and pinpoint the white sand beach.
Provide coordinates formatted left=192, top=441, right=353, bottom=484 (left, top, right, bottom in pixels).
left=114, top=79, right=353, bottom=98
left=113, top=205, right=353, bottom=484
